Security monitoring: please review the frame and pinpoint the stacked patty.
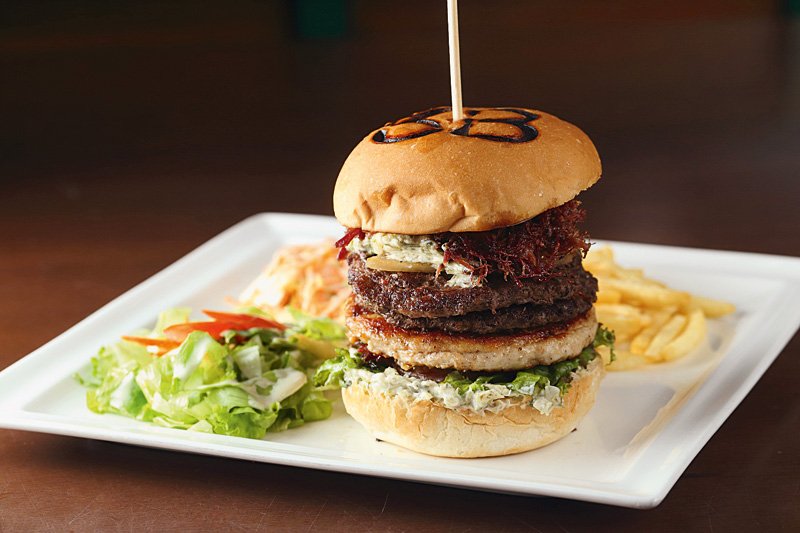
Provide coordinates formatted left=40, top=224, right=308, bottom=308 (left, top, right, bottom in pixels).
left=341, top=201, right=600, bottom=375
left=349, top=250, right=597, bottom=334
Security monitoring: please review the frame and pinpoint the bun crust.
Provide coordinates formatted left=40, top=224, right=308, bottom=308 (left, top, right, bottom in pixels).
left=342, top=356, right=605, bottom=458
left=333, top=107, right=601, bottom=234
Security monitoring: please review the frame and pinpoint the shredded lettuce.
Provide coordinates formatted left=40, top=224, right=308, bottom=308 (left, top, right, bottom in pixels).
left=79, top=309, right=339, bottom=439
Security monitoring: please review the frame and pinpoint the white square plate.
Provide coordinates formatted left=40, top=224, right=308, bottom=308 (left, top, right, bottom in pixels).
left=1, top=213, right=799, bottom=508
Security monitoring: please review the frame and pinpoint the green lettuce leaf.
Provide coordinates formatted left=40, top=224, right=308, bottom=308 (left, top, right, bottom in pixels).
left=595, top=322, right=617, bottom=361
left=287, top=307, right=347, bottom=342
left=315, top=325, right=616, bottom=397
left=80, top=308, right=338, bottom=439
left=313, top=349, right=359, bottom=390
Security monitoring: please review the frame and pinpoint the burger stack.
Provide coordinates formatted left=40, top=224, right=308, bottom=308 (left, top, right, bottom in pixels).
left=316, top=107, right=612, bottom=458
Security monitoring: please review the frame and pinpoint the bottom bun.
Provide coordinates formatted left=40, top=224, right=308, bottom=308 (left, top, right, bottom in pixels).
left=341, top=356, right=605, bottom=458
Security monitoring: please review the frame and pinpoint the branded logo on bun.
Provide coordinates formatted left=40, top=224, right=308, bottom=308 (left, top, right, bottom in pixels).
left=371, top=107, right=540, bottom=144
left=315, top=107, right=613, bottom=458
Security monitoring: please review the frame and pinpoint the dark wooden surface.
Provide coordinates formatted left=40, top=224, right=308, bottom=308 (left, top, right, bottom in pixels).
left=1, top=1, right=799, bottom=530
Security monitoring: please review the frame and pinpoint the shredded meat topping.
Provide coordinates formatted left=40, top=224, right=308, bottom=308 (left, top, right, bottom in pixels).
left=432, top=200, right=589, bottom=284
left=335, top=200, right=590, bottom=283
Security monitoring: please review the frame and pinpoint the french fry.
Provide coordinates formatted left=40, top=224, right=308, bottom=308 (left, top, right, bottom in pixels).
left=629, top=307, right=677, bottom=355
left=585, top=246, right=734, bottom=369
left=644, top=314, right=688, bottom=360
left=611, top=267, right=649, bottom=282
left=585, top=246, right=615, bottom=264
left=595, top=303, right=651, bottom=319
left=600, top=278, right=690, bottom=308
left=595, top=303, right=652, bottom=342
left=587, top=248, right=650, bottom=282
left=661, top=309, right=707, bottom=361
left=607, top=349, right=651, bottom=371
left=687, top=294, right=736, bottom=318
left=596, top=289, right=622, bottom=304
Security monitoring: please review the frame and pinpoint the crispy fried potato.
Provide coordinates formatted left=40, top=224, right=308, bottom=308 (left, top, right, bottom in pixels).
left=644, top=314, right=688, bottom=359
left=586, top=248, right=651, bottom=283
left=596, top=289, right=622, bottom=304
left=607, top=349, right=651, bottom=371
left=585, top=246, right=615, bottom=264
left=586, top=246, right=734, bottom=370
left=686, top=295, right=736, bottom=318
left=629, top=307, right=676, bottom=354
left=594, top=303, right=652, bottom=342
left=661, top=309, right=707, bottom=361
left=600, top=278, right=690, bottom=308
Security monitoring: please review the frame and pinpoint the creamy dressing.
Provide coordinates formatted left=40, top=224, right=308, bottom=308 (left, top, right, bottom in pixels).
left=346, top=233, right=478, bottom=288
left=191, top=368, right=308, bottom=410
left=172, top=334, right=219, bottom=382
left=344, top=367, right=564, bottom=415
left=231, top=345, right=262, bottom=380
left=109, top=371, right=138, bottom=410
left=237, top=368, right=308, bottom=410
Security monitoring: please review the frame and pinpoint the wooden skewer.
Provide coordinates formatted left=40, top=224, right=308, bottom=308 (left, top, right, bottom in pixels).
left=447, top=0, right=464, bottom=121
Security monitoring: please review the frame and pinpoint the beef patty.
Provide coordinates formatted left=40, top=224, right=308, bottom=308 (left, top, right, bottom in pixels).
left=354, top=293, right=594, bottom=334
left=347, top=251, right=597, bottom=319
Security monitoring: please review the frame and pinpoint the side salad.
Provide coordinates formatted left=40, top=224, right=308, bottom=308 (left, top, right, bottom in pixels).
left=77, top=307, right=346, bottom=439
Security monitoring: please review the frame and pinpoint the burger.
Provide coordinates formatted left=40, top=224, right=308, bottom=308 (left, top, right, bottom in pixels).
left=315, top=107, right=614, bottom=458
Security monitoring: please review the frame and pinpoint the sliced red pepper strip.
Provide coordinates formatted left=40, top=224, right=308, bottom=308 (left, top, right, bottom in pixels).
left=120, top=335, right=180, bottom=356
left=201, top=310, right=287, bottom=331
left=133, top=311, right=286, bottom=349
left=162, top=321, right=241, bottom=343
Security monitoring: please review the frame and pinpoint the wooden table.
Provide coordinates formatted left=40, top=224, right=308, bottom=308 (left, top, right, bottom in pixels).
left=2, top=2, right=798, bottom=530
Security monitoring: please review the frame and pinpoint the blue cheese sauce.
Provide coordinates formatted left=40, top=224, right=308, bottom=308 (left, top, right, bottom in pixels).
left=344, top=367, right=564, bottom=415
left=346, top=232, right=478, bottom=288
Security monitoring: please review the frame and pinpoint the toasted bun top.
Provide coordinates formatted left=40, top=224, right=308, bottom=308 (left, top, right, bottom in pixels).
left=333, top=107, right=601, bottom=234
